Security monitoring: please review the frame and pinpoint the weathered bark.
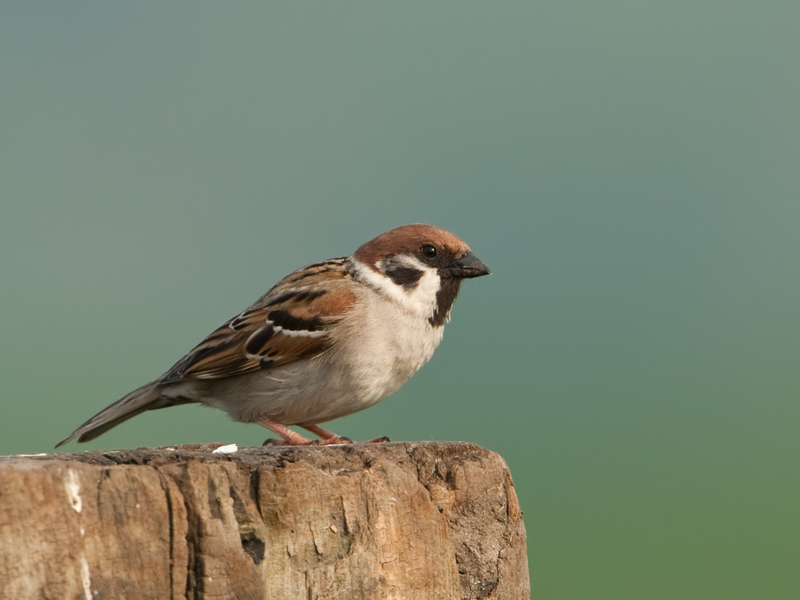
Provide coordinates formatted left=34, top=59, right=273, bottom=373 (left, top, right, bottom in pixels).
left=0, top=442, right=529, bottom=600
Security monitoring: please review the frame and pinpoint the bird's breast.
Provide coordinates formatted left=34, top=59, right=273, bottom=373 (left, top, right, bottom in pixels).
left=333, top=296, right=446, bottom=405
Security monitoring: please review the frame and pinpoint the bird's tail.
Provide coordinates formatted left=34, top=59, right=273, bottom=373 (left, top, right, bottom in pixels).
left=55, top=381, right=164, bottom=448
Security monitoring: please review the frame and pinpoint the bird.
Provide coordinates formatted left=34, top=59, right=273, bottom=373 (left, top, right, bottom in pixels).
left=56, top=224, right=490, bottom=448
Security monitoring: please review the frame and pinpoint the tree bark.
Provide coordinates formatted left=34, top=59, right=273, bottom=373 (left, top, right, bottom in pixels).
left=0, top=442, right=529, bottom=600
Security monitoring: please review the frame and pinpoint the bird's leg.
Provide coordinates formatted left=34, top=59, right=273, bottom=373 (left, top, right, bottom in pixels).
left=302, top=424, right=389, bottom=444
left=300, top=424, right=352, bottom=445
left=259, top=418, right=314, bottom=446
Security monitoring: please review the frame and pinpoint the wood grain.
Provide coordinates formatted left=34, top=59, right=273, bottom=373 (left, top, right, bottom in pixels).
left=0, top=442, right=529, bottom=600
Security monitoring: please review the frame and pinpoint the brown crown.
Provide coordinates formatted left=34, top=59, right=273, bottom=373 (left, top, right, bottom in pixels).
left=353, top=224, right=471, bottom=268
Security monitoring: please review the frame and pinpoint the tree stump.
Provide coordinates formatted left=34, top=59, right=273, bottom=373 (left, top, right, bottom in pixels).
left=0, top=441, right=529, bottom=599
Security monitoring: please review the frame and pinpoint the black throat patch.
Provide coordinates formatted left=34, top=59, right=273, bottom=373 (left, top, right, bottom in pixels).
left=429, top=277, right=462, bottom=327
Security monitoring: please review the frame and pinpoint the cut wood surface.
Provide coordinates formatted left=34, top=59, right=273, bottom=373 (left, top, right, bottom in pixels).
left=0, top=442, right=529, bottom=600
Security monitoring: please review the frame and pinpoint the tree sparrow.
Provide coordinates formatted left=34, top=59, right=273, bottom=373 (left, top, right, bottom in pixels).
left=56, top=224, right=490, bottom=447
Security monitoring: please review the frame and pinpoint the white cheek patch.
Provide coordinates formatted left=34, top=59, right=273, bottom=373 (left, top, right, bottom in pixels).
left=391, top=254, right=428, bottom=272
left=351, top=258, right=440, bottom=320
left=404, top=269, right=441, bottom=315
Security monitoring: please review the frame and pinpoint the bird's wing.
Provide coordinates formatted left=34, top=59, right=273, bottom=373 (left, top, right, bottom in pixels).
left=159, top=259, right=355, bottom=383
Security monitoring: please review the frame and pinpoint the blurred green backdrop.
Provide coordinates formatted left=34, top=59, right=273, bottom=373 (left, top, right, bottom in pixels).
left=2, top=2, right=799, bottom=598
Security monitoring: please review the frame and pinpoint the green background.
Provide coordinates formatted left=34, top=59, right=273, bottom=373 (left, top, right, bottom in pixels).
left=2, top=2, right=799, bottom=598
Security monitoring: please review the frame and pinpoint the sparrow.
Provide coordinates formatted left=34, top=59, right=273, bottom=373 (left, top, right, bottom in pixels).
left=56, top=224, right=490, bottom=447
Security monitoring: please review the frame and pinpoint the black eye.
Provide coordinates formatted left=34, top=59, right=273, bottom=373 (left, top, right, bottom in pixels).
left=420, top=244, right=438, bottom=259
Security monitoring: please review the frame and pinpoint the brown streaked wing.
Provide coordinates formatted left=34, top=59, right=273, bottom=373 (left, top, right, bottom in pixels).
left=159, top=263, right=356, bottom=383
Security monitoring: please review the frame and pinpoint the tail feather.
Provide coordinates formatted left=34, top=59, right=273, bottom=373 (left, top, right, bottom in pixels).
left=56, top=381, right=164, bottom=448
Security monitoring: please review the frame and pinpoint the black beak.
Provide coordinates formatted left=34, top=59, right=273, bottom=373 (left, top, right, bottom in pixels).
left=449, top=251, right=491, bottom=279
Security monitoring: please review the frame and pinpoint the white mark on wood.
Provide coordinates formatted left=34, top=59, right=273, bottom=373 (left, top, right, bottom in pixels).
left=212, top=443, right=238, bottom=454
left=80, top=557, right=92, bottom=600
left=66, top=469, right=82, bottom=513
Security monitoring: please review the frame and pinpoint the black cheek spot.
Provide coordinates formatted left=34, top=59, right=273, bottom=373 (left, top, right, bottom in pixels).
left=385, top=265, right=424, bottom=290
